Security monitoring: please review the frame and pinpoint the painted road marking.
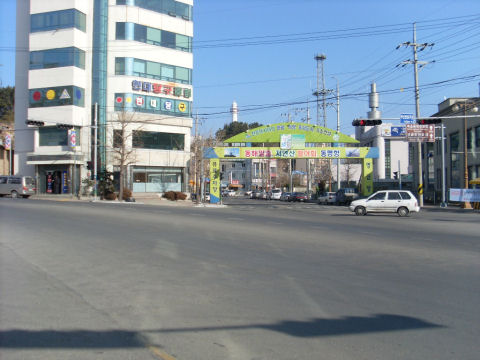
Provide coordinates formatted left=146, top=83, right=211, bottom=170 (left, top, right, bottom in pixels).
left=148, top=345, right=177, bottom=360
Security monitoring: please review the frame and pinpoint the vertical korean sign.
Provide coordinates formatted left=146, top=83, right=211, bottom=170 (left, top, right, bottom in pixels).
left=209, top=159, right=220, bottom=203
left=361, top=158, right=374, bottom=196
left=68, top=129, right=76, bottom=148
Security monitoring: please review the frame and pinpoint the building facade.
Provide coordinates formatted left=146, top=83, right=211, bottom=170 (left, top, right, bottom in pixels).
left=427, top=98, right=480, bottom=199
left=15, top=0, right=193, bottom=195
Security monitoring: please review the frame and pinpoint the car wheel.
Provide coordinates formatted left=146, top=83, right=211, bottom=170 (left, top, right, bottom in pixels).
left=397, top=207, right=409, bottom=217
left=11, top=190, right=19, bottom=199
left=354, top=206, right=366, bottom=216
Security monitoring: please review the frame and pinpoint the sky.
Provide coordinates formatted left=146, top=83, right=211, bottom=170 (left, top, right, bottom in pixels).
left=1, top=0, right=480, bottom=136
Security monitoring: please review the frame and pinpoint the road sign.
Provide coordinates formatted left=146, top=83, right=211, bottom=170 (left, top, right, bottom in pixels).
left=406, top=124, right=435, bottom=142
left=400, top=113, right=415, bottom=124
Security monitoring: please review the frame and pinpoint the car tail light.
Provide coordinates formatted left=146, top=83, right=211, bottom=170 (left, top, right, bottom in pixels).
left=23, top=186, right=28, bottom=191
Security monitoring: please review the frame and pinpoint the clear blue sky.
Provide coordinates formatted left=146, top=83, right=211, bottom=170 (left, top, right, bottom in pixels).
left=2, top=0, right=480, bottom=135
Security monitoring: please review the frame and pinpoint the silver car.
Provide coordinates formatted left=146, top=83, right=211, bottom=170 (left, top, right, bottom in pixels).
left=0, top=175, right=36, bottom=198
left=349, top=190, right=420, bottom=217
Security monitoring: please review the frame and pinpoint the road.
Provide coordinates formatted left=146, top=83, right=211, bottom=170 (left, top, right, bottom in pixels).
left=1, top=198, right=479, bottom=359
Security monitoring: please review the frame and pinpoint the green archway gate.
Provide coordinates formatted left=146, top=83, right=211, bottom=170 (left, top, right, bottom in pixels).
left=204, top=122, right=379, bottom=204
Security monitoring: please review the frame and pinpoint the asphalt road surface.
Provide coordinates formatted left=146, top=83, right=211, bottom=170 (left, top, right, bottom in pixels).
left=1, top=198, right=479, bottom=359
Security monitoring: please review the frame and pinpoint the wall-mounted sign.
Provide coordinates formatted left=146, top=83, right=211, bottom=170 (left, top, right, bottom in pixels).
left=132, top=80, right=191, bottom=99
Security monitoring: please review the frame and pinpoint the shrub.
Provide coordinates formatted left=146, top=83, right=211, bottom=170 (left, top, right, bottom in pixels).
left=175, top=192, right=187, bottom=200
left=162, top=191, right=187, bottom=201
left=122, top=187, right=132, bottom=200
left=163, top=191, right=176, bottom=201
left=105, top=192, right=117, bottom=201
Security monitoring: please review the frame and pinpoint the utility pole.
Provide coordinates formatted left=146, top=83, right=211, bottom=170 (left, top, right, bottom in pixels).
left=334, top=77, right=340, bottom=191
left=396, top=23, right=434, bottom=207
left=93, top=103, right=98, bottom=201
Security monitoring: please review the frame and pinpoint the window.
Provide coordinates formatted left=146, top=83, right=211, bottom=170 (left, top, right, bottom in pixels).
left=39, top=127, right=69, bottom=146
left=133, top=131, right=185, bottom=150
left=387, top=192, right=401, bottom=200
left=115, top=58, right=125, bottom=74
left=113, top=130, right=124, bottom=148
left=450, top=132, right=459, bottom=152
left=116, top=23, right=192, bottom=52
left=29, top=86, right=85, bottom=108
left=133, top=59, right=146, bottom=76
left=116, top=22, right=126, bottom=40
left=476, top=126, right=480, bottom=148
left=116, top=0, right=192, bottom=21
left=467, top=128, right=473, bottom=150
left=30, top=47, right=85, bottom=70
left=115, top=57, right=191, bottom=84
left=370, top=192, right=386, bottom=200
left=31, top=9, right=86, bottom=33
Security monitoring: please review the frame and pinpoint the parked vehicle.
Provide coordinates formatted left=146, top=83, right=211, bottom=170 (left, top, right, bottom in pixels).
left=318, top=192, right=336, bottom=205
left=280, top=192, right=291, bottom=201
left=290, top=192, right=308, bottom=202
left=349, top=190, right=420, bottom=217
left=335, top=188, right=359, bottom=205
left=0, top=175, right=36, bottom=198
left=268, top=189, right=282, bottom=200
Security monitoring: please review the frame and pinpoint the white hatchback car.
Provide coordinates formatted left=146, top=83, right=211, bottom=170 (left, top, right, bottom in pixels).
left=349, top=190, right=420, bottom=217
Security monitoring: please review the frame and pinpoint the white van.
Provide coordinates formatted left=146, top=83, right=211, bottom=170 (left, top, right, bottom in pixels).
left=0, top=175, right=36, bottom=198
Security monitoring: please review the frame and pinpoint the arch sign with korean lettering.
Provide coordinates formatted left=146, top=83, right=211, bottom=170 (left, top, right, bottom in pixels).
left=204, top=122, right=379, bottom=204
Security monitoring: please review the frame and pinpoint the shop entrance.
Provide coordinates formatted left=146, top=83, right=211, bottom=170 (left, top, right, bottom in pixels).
left=40, top=167, right=70, bottom=194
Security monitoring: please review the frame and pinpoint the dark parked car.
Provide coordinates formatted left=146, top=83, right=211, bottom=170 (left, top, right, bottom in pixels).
left=335, top=188, right=359, bottom=205
left=290, top=192, right=308, bottom=202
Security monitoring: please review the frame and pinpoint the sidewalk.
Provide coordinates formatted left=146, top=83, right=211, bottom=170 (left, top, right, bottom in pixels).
left=29, top=194, right=228, bottom=208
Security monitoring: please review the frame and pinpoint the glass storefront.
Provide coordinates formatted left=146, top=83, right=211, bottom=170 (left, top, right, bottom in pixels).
left=132, top=166, right=184, bottom=192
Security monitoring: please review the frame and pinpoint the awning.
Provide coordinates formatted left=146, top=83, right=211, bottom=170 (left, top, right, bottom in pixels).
left=229, top=184, right=243, bottom=188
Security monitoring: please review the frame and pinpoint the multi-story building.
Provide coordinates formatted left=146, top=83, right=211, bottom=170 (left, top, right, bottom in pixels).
left=15, top=0, right=193, bottom=195
left=427, top=97, right=480, bottom=198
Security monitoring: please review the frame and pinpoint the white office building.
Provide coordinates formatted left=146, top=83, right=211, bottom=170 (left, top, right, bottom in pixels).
left=15, top=0, right=193, bottom=195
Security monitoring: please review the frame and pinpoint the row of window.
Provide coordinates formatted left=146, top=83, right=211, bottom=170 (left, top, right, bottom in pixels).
left=115, top=57, right=192, bottom=84
left=114, top=93, right=191, bottom=117
left=114, top=130, right=185, bottom=150
left=30, top=47, right=85, bottom=70
left=116, top=22, right=192, bottom=52
left=116, top=0, right=192, bottom=21
left=31, top=9, right=86, bottom=33
left=29, top=86, right=85, bottom=108
left=448, top=128, right=479, bottom=152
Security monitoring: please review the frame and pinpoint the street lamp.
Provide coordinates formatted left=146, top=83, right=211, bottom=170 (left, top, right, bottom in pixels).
left=452, top=100, right=478, bottom=208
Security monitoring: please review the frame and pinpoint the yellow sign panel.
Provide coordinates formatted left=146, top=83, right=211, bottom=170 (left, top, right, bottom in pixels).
left=361, top=158, right=374, bottom=196
left=209, top=159, right=220, bottom=203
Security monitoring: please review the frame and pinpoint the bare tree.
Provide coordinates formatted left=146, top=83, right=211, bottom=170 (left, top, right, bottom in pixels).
left=342, top=158, right=357, bottom=186
left=110, top=108, right=142, bottom=201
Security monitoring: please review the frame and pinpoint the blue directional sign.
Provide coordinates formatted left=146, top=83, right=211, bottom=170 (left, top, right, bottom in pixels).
left=400, top=113, right=415, bottom=124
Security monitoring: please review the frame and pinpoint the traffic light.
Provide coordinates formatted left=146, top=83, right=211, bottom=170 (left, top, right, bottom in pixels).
left=25, top=120, right=45, bottom=126
left=416, top=118, right=441, bottom=125
left=393, top=171, right=398, bottom=179
left=352, top=119, right=382, bottom=126
left=57, top=123, right=74, bottom=129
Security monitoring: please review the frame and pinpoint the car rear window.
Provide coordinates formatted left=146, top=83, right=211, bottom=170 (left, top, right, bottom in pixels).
left=399, top=191, right=412, bottom=200
left=388, top=192, right=401, bottom=200
left=25, top=177, right=36, bottom=186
